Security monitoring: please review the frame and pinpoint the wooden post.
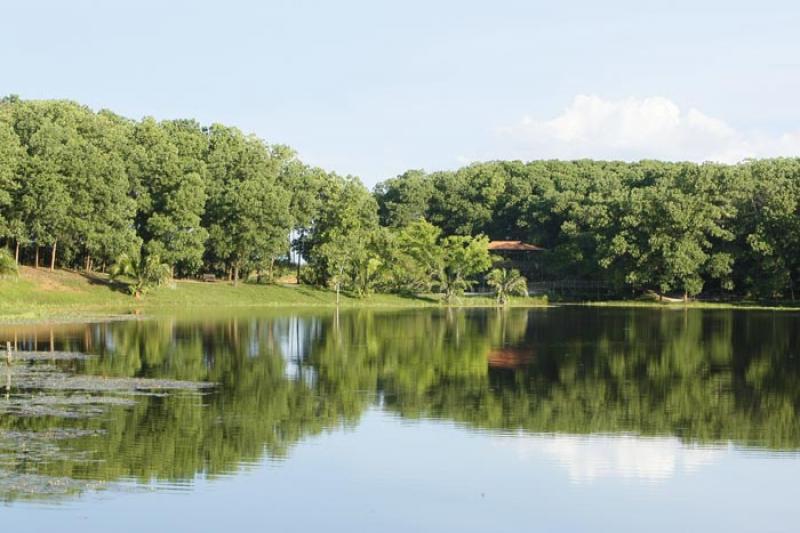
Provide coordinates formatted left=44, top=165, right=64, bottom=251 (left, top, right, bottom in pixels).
left=5, top=341, right=11, bottom=366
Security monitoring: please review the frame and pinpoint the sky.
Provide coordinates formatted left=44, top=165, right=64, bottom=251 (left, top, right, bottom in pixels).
left=2, top=0, right=800, bottom=187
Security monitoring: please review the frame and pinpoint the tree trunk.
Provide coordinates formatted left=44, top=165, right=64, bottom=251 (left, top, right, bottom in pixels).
left=296, top=230, right=304, bottom=285
left=683, top=291, right=688, bottom=303
left=269, top=258, right=275, bottom=283
left=233, top=265, right=239, bottom=286
left=50, top=240, right=57, bottom=271
left=85, top=254, right=91, bottom=272
left=34, top=247, right=39, bottom=268
left=336, top=283, right=340, bottom=306
left=14, top=241, right=19, bottom=265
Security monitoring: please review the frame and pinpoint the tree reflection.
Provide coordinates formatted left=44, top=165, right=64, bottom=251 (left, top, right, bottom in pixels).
left=1, top=307, right=799, bottom=493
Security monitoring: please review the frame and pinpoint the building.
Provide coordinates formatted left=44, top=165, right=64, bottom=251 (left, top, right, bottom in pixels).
left=488, top=240, right=546, bottom=280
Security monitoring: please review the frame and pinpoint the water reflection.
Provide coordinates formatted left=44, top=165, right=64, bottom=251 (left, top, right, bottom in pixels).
left=1, top=307, right=800, bottom=498
left=495, top=434, right=725, bottom=483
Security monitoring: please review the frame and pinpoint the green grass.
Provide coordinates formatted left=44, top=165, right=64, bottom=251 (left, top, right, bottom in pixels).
left=7, top=267, right=799, bottom=323
left=0, top=267, right=548, bottom=323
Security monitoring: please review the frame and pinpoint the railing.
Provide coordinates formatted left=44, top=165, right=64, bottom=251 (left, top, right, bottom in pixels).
left=527, top=280, right=613, bottom=299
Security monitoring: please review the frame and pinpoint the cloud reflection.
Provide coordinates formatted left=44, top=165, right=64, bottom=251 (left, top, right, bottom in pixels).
left=496, top=433, right=725, bottom=483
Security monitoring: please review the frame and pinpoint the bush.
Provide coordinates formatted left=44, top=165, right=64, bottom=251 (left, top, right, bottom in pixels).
left=0, top=248, right=18, bottom=278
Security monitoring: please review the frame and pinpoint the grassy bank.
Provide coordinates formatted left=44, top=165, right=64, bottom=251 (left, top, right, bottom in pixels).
left=577, top=299, right=800, bottom=312
left=0, top=267, right=547, bottom=323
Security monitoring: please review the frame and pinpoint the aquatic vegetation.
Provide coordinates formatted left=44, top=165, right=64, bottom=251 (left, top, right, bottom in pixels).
left=0, top=349, right=213, bottom=501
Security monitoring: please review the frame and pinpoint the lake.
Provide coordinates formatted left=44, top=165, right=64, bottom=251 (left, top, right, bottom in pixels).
left=1, top=307, right=799, bottom=532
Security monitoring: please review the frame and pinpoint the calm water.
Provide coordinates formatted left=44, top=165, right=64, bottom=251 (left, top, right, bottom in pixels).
left=1, top=307, right=799, bottom=532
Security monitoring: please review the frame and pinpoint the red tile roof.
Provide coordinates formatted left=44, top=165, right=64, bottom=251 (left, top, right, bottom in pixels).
left=488, top=240, right=545, bottom=251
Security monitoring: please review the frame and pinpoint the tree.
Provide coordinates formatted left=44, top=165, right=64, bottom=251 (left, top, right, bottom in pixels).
left=2, top=99, right=137, bottom=272
left=386, top=219, right=443, bottom=293
left=110, top=252, right=172, bottom=298
left=304, top=173, right=380, bottom=290
left=438, top=235, right=492, bottom=301
left=375, top=169, right=433, bottom=227
left=312, top=220, right=383, bottom=300
left=486, top=268, right=528, bottom=305
left=65, top=107, right=138, bottom=272
left=129, top=118, right=208, bottom=277
left=734, top=159, right=800, bottom=299
left=317, top=235, right=351, bottom=305
left=427, top=163, right=507, bottom=236
left=624, top=164, right=734, bottom=299
left=204, top=125, right=292, bottom=284
left=0, top=110, right=21, bottom=243
left=17, top=120, right=70, bottom=269
left=284, top=164, right=326, bottom=283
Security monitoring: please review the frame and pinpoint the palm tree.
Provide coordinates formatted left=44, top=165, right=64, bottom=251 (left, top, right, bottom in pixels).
left=110, top=253, right=171, bottom=299
left=0, top=249, right=18, bottom=278
left=486, top=268, right=528, bottom=305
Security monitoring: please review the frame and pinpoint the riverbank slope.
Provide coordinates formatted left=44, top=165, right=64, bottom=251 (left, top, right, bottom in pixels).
left=0, top=267, right=547, bottom=323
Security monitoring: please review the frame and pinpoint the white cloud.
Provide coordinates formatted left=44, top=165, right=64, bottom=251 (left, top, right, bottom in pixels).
left=497, top=95, right=800, bottom=163
left=494, top=433, right=725, bottom=484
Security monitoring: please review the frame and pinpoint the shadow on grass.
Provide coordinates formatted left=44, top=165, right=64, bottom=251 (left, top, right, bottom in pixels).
left=284, top=284, right=338, bottom=302
left=77, top=272, right=131, bottom=296
left=287, top=284, right=440, bottom=305
left=401, top=293, right=439, bottom=304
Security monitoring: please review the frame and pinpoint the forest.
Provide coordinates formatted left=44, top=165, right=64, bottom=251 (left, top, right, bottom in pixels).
left=2, top=96, right=800, bottom=300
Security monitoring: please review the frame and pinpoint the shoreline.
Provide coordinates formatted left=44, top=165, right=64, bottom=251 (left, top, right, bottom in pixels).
left=575, top=300, right=800, bottom=313
left=0, top=269, right=549, bottom=324
left=0, top=300, right=550, bottom=325
left=5, top=299, right=800, bottom=327
left=4, top=268, right=800, bottom=325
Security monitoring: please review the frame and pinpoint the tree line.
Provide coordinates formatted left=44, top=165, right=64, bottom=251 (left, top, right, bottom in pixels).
left=0, top=96, right=299, bottom=280
left=376, top=159, right=800, bottom=299
left=0, top=97, right=502, bottom=300
left=3, top=96, right=800, bottom=299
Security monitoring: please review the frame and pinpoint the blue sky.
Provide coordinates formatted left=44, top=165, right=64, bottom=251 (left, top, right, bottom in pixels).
left=2, top=0, right=800, bottom=186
